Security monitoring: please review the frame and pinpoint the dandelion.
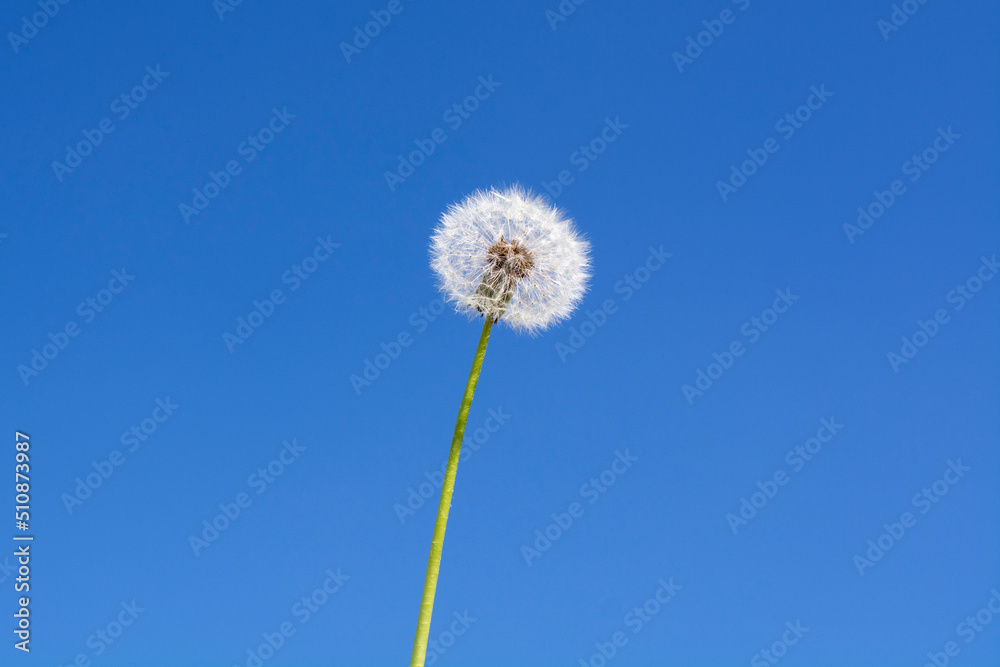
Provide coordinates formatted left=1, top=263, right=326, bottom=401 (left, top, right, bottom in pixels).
left=430, top=185, right=591, bottom=333
left=410, top=185, right=590, bottom=666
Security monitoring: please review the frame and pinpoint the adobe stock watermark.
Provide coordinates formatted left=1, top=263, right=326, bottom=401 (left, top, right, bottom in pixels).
left=750, top=621, right=809, bottom=667
left=577, top=578, right=681, bottom=667
left=886, top=255, right=996, bottom=372
left=544, top=0, right=587, bottom=31
left=541, top=117, right=628, bottom=200
left=222, top=233, right=340, bottom=353
left=682, top=288, right=799, bottom=405
left=7, top=0, right=72, bottom=54
left=340, top=0, right=415, bottom=63
left=716, top=85, right=833, bottom=202
left=60, top=600, right=144, bottom=665
left=178, top=107, right=296, bottom=224
left=878, top=0, right=931, bottom=41
left=61, top=397, right=179, bottom=514
left=384, top=75, right=501, bottom=192
left=350, top=296, right=445, bottom=395
left=672, top=0, right=752, bottom=73
left=394, top=407, right=510, bottom=524
left=213, top=0, right=246, bottom=21
left=424, top=610, right=476, bottom=665
left=852, top=459, right=969, bottom=576
left=521, top=449, right=638, bottom=567
left=233, top=568, right=349, bottom=667
left=843, top=126, right=960, bottom=243
left=16, top=268, right=135, bottom=386
left=52, top=65, right=170, bottom=182
left=187, top=439, right=306, bottom=556
left=725, top=417, right=844, bottom=535
left=555, top=245, right=670, bottom=362
left=922, top=588, right=1000, bottom=667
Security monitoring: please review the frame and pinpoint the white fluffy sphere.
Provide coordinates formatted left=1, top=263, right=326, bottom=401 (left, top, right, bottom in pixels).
left=430, top=186, right=591, bottom=334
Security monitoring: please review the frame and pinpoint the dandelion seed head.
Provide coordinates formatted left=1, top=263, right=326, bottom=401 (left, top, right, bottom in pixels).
left=430, top=185, right=591, bottom=334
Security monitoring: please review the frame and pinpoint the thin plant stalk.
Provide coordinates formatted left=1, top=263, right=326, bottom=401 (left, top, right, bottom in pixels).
left=410, top=316, right=494, bottom=667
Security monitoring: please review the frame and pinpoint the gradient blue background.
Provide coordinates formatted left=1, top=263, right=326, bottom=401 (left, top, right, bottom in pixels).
left=2, top=1, right=998, bottom=665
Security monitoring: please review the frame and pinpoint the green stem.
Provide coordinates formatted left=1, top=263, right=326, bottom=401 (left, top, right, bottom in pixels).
left=410, top=316, right=494, bottom=667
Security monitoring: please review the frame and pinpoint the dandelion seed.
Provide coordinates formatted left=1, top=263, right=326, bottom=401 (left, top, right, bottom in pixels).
left=430, top=185, right=591, bottom=333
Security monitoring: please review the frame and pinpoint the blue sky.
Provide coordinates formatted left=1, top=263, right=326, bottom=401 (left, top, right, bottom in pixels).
left=2, top=1, right=998, bottom=665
